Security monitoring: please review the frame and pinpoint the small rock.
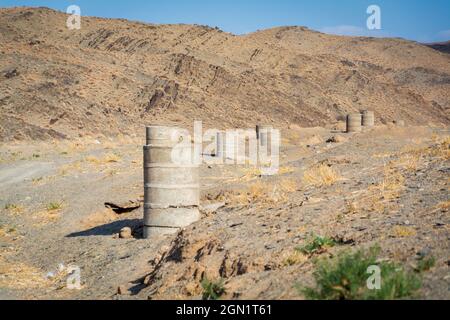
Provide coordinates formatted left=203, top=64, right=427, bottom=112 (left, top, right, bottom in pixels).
left=119, top=227, right=132, bottom=239
left=117, top=285, right=129, bottom=295
left=143, top=275, right=152, bottom=285
left=3, top=68, right=19, bottom=79
left=417, top=247, right=432, bottom=259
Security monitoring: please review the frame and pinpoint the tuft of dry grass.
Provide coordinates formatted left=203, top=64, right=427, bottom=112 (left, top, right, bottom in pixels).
left=436, top=201, right=450, bottom=210
left=282, top=250, right=308, bottom=266
left=0, top=224, right=16, bottom=238
left=85, top=153, right=121, bottom=165
left=392, top=154, right=421, bottom=171
left=4, top=203, right=24, bottom=215
left=278, top=166, right=295, bottom=175
left=375, top=168, right=405, bottom=202
left=391, top=226, right=417, bottom=238
left=303, top=164, right=341, bottom=187
left=223, top=178, right=298, bottom=207
left=58, top=161, right=83, bottom=176
left=0, top=257, right=49, bottom=289
left=344, top=200, right=358, bottom=215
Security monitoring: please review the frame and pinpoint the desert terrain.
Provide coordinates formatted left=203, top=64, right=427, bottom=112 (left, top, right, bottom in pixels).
left=0, top=7, right=449, bottom=300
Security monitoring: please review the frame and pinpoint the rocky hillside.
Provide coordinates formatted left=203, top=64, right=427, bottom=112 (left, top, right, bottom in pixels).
left=1, top=7, right=449, bottom=141
left=426, top=41, right=450, bottom=54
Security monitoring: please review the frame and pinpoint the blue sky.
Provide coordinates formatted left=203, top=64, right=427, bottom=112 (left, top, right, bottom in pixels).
left=2, top=0, right=450, bottom=42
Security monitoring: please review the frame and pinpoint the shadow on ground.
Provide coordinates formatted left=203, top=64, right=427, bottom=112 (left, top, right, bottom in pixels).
left=66, top=219, right=142, bottom=237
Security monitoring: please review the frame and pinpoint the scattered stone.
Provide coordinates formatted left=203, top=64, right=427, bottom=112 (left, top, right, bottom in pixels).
left=117, top=285, right=129, bottom=295
left=143, top=275, right=152, bottom=285
left=3, top=67, right=19, bottom=79
left=327, top=135, right=347, bottom=143
left=119, top=227, right=132, bottom=239
left=29, top=39, right=41, bottom=45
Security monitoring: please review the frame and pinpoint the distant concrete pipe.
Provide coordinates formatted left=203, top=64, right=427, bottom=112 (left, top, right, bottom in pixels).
left=346, top=114, right=362, bottom=133
left=362, top=110, right=375, bottom=127
left=215, top=131, right=224, bottom=159
left=143, top=126, right=200, bottom=239
left=225, top=130, right=239, bottom=163
left=256, top=125, right=272, bottom=147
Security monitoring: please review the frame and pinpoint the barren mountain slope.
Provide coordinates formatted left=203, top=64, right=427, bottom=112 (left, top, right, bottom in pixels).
left=0, top=7, right=449, bottom=141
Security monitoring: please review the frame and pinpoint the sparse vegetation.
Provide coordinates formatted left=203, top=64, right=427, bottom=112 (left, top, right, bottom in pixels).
left=223, top=178, right=298, bottom=207
left=85, top=153, right=121, bottom=166
left=46, top=202, right=63, bottom=211
left=283, top=250, right=308, bottom=266
left=415, top=256, right=436, bottom=273
left=301, top=247, right=421, bottom=300
left=296, top=235, right=336, bottom=255
left=303, top=164, right=340, bottom=187
left=392, top=226, right=416, bottom=238
left=0, top=257, right=50, bottom=289
left=4, top=203, right=24, bottom=214
left=201, top=277, right=226, bottom=300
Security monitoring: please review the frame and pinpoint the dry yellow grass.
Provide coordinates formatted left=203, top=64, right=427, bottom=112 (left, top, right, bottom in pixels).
left=392, top=154, right=421, bottom=171
left=224, top=178, right=298, bottom=207
left=0, top=257, right=49, bottom=289
left=282, top=250, right=308, bottom=266
left=303, top=164, right=340, bottom=187
left=375, top=169, right=405, bottom=201
left=344, top=200, right=359, bottom=215
left=237, top=167, right=263, bottom=182
left=391, top=226, right=417, bottom=238
left=278, top=166, right=295, bottom=175
left=58, top=161, right=83, bottom=176
left=0, top=225, right=16, bottom=238
left=4, top=203, right=24, bottom=215
left=436, top=201, right=450, bottom=210
left=85, top=153, right=121, bottom=165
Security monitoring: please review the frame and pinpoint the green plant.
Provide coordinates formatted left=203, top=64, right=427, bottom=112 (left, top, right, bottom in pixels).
left=201, top=277, right=226, bottom=300
left=296, top=235, right=336, bottom=255
left=415, top=256, right=436, bottom=273
left=5, top=203, right=18, bottom=210
left=300, top=247, right=421, bottom=300
left=46, top=202, right=63, bottom=211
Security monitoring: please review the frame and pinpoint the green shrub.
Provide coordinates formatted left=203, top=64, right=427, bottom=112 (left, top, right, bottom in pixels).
left=296, top=235, right=336, bottom=255
left=301, top=247, right=421, bottom=300
left=201, top=277, right=226, bottom=300
left=415, top=256, right=436, bottom=273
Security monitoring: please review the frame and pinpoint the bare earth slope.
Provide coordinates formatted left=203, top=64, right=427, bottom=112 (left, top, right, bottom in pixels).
left=1, top=7, right=449, bottom=141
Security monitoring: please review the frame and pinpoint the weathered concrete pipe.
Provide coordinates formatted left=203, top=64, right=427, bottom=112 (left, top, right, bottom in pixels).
left=362, top=110, right=375, bottom=127
left=143, top=126, right=200, bottom=239
left=346, top=114, right=362, bottom=133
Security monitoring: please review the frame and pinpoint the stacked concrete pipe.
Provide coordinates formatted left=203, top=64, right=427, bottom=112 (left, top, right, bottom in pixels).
left=143, top=126, right=200, bottom=239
